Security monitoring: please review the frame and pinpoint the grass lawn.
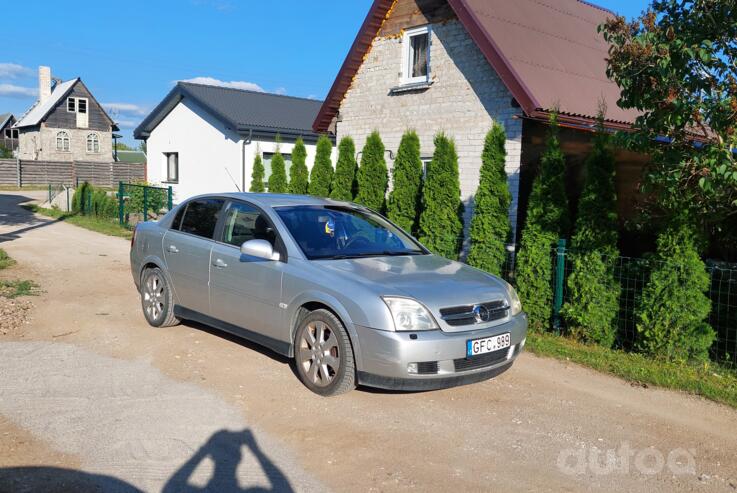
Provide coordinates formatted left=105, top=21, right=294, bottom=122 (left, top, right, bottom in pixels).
left=0, top=249, right=16, bottom=270
left=25, top=204, right=132, bottom=240
left=526, top=332, right=737, bottom=409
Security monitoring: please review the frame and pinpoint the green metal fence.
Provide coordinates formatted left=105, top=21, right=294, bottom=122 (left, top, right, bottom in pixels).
left=504, top=241, right=737, bottom=367
left=117, top=182, right=173, bottom=227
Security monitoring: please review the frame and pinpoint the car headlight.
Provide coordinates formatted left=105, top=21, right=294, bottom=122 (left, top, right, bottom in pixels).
left=508, top=286, right=523, bottom=316
left=382, top=296, right=439, bottom=331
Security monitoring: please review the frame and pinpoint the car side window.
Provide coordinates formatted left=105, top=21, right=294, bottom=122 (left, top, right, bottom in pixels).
left=179, top=199, right=224, bottom=239
left=221, top=202, right=276, bottom=247
left=171, top=205, right=186, bottom=230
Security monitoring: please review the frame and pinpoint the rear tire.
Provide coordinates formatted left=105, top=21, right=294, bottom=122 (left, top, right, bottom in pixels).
left=140, top=267, right=180, bottom=327
left=294, top=309, right=355, bottom=396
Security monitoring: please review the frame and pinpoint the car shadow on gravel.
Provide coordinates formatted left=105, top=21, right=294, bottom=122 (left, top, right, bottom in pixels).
left=0, top=429, right=294, bottom=493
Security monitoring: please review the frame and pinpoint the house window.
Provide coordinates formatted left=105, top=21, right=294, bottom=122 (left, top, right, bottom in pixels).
left=78, top=98, right=87, bottom=114
left=56, top=131, right=70, bottom=152
left=262, top=152, right=292, bottom=187
left=4, top=129, right=18, bottom=139
left=402, top=26, right=431, bottom=85
left=421, top=156, right=432, bottom=180
left=67, top=98, right=76, bottom=112
left=165, top=152, right=179, bottom=183
left=86, top=133, right=100, bottom=153
left=67, top=97, right=88, bottom=114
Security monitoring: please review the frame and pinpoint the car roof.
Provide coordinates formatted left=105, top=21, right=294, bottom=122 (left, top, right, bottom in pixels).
left=189, top=192, right=357, bottom=209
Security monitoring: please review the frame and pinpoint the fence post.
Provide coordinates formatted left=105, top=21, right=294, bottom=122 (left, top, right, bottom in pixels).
left=552, top=238, right=567, bottom=334
left=143, top=186, right=149, bottom=222
left=48, top=184, right=51, bottom=204
left=167, top=186, right=173, bottom=211
left=118, top=182, right=125, bottom=226
left=16, top=158, right=21, bottom=187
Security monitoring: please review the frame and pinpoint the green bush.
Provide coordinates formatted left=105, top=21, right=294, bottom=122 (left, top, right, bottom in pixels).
left=387, top=130, right=423, bottom=234
left=330, top=137, right=357, bottom=201
left=127, top=183, right=167, bottom=220
left=516, top=114, right=569, bottom=331
left=72, top=182, right=119, bottom=219
left=636, top=219, right=715, bottom=362
left=309, top=135, right=334, bottom=197
left=467, top=124, right=512, bottom=276
left=288, top=138, right=309, bottom=195
left=72, top=182, right=93, bottom=213
left=561, top=121, right=620, bottom=347
left=355, top=131, right=388, bottom=211
left=0, top=144, right=12, bottom=159
left=250, top=153, right=266, bottom=192
left=418, top=133, right=463, bottom=260
left=267, top=149, right=288, bottom=193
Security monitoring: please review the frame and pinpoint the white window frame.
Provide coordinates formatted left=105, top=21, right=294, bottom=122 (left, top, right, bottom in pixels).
left=400, top=25, right=432, bottom=86
left=56, top=131, right=70, bottom=152
left=165, top=152, right=179, bottom=183
left=86, top=133, right=100, bottom=153
left=67, top=97, right=76, bottom=112
left=77, top=97, right=88, bottom=114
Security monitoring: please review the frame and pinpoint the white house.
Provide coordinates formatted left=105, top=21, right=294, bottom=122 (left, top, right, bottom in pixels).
left=135, top=82, right=332, bottom=201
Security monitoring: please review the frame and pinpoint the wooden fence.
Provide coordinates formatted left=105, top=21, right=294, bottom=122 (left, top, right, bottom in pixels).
left=0, top=159, right=146, bottom=188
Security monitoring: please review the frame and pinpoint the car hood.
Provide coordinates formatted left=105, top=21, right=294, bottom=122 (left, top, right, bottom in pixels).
left=317, top=254, right=509, bottom=311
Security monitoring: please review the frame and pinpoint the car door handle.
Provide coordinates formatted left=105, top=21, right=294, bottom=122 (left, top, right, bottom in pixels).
left=168, top=245, right=179, bottom=253
left=212, top=258, right=228, bottom=269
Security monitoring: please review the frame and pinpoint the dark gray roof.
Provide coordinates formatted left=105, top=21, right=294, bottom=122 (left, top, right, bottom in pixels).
left=134, top=82, right=326, bottom=142
left=0, top=113, right=14, bottom=129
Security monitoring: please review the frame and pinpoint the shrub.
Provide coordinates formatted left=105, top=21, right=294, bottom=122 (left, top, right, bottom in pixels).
left=330, top=137, right=357, bottom=201
left=250, top=153, right=265, bottom=192
left=0, top=144, right=12, bottom=159
left=355, top=131, right=388, bottom=211
left=467, top=124, right=512, bottom=276
left=127, top=183, right=167, bottom=220
left=418, top=133, right=463, bottom=259
left=387, top=130, right=423, bottom=234
left=561, top=121, right=620, bottom=347
left=515, top=114, right=569, bottom=331
left=267, top=149, right=288, bottom=193
left=309, top=135, right=334, bottom=197
left=72, top=181, right=94, bottom=214
left=288, top=138, right=309, bottom=195
left=636, top=219, right=714, bottom=362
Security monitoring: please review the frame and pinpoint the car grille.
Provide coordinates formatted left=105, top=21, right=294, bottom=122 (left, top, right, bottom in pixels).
left=416, top=361, right=439, bottom=375
left=440, top=300, right=508, bottom=326
left=453, top=348, right=509, bottom=372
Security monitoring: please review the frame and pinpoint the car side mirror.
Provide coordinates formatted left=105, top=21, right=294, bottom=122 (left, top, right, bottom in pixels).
left=240, top=239, right=280, bottom=261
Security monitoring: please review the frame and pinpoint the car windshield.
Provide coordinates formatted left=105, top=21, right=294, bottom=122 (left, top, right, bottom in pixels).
left=275, top=205, right=426, bottom=260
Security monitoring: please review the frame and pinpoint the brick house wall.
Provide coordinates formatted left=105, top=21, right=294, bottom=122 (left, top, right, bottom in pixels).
left=336, top=17, right=523, bottom=246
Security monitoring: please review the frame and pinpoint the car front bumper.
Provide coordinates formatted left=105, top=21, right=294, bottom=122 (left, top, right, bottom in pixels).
left=355, top=313, right=528, bottom=391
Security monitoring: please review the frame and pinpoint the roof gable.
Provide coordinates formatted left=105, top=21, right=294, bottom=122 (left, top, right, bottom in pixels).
left=313, top=0, right=639, bottom=132
left=134, top=82, right=326, bottom=142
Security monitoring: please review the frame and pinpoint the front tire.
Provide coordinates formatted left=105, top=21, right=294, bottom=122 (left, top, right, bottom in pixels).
left=294, top=309, right=356, bottom=396
left=140, top=267, right=180, bottom=327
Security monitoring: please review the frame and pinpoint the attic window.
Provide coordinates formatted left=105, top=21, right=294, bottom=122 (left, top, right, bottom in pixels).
left=67, top=98, right=76, bottom=112
left=402, top=26, right=431, bottom=85
left=67, top=97, right=88, bottom=114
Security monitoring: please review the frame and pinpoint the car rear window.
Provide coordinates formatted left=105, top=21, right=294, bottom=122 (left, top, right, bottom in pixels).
left=179, top=199, right=224, bottom=239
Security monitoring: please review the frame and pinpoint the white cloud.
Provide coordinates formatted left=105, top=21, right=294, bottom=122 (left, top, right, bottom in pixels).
left=274, top=87, right=287, bottom=96
left=179, top=76, right=264, bottom=93
left=0, top=83, right=37, bottom=98
left=0, top=63, right=34, bottom=79
left=103, top=102, right=149, bottom=116
left=114, top=118, right=141, bottom=129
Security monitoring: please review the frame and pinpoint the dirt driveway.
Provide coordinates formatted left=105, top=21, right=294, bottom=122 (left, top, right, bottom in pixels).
left=1, top=191, right=736, bottom=492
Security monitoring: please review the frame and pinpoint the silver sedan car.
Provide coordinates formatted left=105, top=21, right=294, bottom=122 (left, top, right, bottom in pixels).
left=130, top=193, right=527, bottom=396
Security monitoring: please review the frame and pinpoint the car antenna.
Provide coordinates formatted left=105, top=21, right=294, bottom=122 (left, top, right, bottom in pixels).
left=225, top=167, right=242, bottom=192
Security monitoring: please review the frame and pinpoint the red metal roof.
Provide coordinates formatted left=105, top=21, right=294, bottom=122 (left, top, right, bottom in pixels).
left=313, top=0, right=639, bottom=133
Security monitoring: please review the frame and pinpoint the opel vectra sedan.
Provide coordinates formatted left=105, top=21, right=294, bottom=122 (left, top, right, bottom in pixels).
left=130, top=193, right=527, bottom=396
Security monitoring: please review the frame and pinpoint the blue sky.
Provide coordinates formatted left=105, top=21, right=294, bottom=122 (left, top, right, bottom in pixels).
left=1, top=0, right=648, bottom=145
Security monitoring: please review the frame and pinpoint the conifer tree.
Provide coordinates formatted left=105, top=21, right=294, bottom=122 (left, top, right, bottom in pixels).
left=355, top=131, right=388, bottom=211
left=330, top=137, right=357, bottom=201
left=308, top=135, right=334, bottom=197
left=288, top=137, right=309, bottom=195
left=267, top=149, right=288, bottom=193
left=418, top=133, right=463, bottom=259
left=515, top=114, right=569, bottom=331
left=467, top=123, right=512, bottom=276
left=249, top=153, right=265, bottom=193
left=387, top=130, right=423, bottom=233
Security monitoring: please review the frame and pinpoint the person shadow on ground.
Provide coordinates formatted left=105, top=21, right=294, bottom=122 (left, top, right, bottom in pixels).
left=162, top=428, right=294, bottom=493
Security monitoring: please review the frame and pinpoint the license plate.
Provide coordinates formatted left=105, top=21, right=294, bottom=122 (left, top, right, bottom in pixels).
left=467, top=333, right=511, bottom=357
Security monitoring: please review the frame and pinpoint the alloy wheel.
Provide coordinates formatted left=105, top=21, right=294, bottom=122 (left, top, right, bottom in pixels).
left=143, top=273, right=165, bottom=322
left=298, top=321, right=341, bottom=387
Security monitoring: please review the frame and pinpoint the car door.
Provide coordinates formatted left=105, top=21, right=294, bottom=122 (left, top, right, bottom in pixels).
left=209, top=200, right=285, bottom=344
left=163, top=198, right=225, bottom=316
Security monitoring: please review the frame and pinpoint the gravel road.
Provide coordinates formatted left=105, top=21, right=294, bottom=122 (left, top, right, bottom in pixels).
left=1, top=191, right=736, bottom=492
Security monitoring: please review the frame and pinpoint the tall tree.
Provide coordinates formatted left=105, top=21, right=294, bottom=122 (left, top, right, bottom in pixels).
left=387, top=131, right=423, bottom=233
left=418, top=133, right=463, bottom=259
left=515, top=114, right=570, bottom=331
left=561, top=116, right=620, bottom=347
left=467, top=124, right=512, bottom=276
left=330, top=137, right=357, bottom=201
left=288, top=137, right=309, bottom=195
left=249, top=153, right=265, bottom=193
left=355, top=131, right=388, bottom=211
left=309, top=135, right=334, bottom=197
left=267, top=149, right=288, bottom=193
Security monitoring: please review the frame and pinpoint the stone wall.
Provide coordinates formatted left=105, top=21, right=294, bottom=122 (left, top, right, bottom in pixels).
left=336, top=19, right=523, bottom=244
left=17, top=126, right=112, bottom=163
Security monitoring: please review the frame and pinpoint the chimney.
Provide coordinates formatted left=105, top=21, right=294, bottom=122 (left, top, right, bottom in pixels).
left=38, top=66, right=52, bottom=103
